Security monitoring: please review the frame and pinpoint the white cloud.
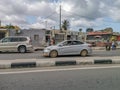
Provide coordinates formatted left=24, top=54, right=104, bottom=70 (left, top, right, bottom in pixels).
left=29, top=22, right=45, bottom=29
left=0, top=0, right=120, bottom=30
left=71, top=18, right=103, bottom=28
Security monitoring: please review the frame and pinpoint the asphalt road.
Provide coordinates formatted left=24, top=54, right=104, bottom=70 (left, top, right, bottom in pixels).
left=0, top=49, right=120, bottom=60
left=0, top=65, right=120, bottom=90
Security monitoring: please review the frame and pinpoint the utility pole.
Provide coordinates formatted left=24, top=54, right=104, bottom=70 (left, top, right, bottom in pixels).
left=45, top=21, right=47, bottom=29
left=60, top=5, right=62, bottom=31
left=0, top=20, right=1, bottom=26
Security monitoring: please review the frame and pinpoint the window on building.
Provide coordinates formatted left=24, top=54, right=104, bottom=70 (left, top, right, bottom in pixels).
left=0, top=32, right=5, bottom=40
left=46, top=31, right=51, bottom=34
left=34, top=35, right=39, bottom=41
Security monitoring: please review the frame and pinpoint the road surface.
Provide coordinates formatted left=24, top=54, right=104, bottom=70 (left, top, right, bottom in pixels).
left=0, top=65, right=120, bottom=90
left=0, top=50, right=120, bottom=60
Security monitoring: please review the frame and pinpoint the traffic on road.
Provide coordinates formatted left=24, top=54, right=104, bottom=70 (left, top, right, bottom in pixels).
left=43, top=40, right=92, bottom=58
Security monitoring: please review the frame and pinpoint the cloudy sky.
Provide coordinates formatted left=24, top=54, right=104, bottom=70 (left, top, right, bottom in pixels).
left=0, top=0, right=120, bottom=32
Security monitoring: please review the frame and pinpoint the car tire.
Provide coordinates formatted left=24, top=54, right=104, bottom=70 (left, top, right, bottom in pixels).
left=18, top=46, right=26, bottom=53
left=80, top=50, right=88, bottom=57
left=49, top=50, right=58, bottom=58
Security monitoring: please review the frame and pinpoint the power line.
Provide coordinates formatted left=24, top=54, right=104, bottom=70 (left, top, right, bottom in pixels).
left=42, top=11, right=58, bottom=20
left=61, top=9, right=120, bottom=24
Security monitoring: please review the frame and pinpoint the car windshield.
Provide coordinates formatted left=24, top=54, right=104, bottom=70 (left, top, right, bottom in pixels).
left=56, top=41, right=69, bottom=46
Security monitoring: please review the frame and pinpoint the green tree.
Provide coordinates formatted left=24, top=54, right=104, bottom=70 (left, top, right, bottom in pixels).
left=104, top=27, right=113, bottom=33
left=62, top=19, right=70, bottom=30
left=79, top=28, right=82, bottom=32
left=5, top=24, right=15, bottom=36
left=5, top=24, right=15, bottom=29
left=86, top=28, right=94, bottom=32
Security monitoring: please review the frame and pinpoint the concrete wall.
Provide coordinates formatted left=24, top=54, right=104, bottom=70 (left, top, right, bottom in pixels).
left=10, top=28, right=46, bottom=47
left=22, top=29, right=45, bottom=47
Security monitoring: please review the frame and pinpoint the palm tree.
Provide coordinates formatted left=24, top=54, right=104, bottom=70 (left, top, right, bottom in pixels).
left=5, top=24, right=15, bottom=29
left=62, top=19, right=70, bottom=30
left=79, top=28, right=82, bottom=32
left=86, top=28, right=94, bottom=32
left=5, top=24, right=15, bottom=36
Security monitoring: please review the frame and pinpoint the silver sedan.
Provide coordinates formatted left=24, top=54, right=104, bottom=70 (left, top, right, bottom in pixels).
left=43, top=40, right=92, bottom=58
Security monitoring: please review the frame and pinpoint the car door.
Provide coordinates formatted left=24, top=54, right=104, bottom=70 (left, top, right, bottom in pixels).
left=8, top=37, right=19, bottom=51
left=71, top=41, right=84, bottom=54
left=58, top=41, right=74, bottom=55
left=0, top=37, right=19, bottom=51
left=0, top=37, right=12, bottom=51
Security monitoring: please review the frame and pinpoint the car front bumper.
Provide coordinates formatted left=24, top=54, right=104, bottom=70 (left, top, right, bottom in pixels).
left=88, top=48, right=92, bottom=55
left=43, top=49, right=50, bottom=56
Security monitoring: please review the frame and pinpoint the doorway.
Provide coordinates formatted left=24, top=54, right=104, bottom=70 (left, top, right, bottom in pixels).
left=0, top=32, right=5, bottom=39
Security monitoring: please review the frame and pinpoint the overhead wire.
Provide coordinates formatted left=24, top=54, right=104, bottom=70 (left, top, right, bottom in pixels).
left=61, top=8, right=120, bottom=24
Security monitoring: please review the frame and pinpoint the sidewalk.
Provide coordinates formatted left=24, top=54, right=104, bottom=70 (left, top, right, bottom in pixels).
left=0, top=56, right=120, bottom=69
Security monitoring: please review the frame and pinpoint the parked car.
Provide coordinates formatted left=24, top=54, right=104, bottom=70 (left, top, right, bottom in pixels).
left=0, top=36, right=33, bottom=53
left=117, top=41, right=120, bottom=46
left=43, top=40, right=92, bottom=58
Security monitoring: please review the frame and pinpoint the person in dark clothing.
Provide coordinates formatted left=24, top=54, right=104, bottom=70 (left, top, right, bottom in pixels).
left=106, top=40, right=111, bottom=51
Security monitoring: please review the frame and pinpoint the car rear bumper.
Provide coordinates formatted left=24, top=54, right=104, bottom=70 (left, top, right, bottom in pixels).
left=26, top=45, right=34, bottom=52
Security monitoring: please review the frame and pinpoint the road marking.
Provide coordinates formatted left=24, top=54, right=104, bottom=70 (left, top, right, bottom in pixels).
left=0, top=65, right=120, bottom=75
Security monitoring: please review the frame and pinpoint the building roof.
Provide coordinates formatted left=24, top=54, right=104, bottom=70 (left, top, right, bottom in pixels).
left=87, top=32, right=112, bottom=35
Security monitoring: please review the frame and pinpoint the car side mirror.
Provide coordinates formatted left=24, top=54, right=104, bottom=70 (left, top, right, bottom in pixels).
left=58, top=44, right=63, bottom=47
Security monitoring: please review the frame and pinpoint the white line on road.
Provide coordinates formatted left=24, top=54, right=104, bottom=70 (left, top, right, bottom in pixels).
left=0, top=65, right=120, bottom=75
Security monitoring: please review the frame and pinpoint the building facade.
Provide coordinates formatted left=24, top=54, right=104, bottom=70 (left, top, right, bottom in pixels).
left=0, top=26, right=9, bottom=39
left=45, top=29, right=85, bottom=45
left=86, top=31, right=120, bottom=47
left=17, top=29, right=46, bottom=47
left=0, top=26, right=86, bottom=47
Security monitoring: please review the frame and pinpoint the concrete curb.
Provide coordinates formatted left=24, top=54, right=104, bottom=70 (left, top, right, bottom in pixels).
left=0, top=59, right=120, bottom=69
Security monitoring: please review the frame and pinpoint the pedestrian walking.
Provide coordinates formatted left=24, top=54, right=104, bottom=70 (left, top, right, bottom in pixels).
left=112, top=40, right=115, bottom=50
left=111, top=40, right=118, bottom=50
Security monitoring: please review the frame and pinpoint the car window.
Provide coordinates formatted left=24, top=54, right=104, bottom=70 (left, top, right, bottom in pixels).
left=62, top=41, right=72, bottom=46
left=19, top=38, right=27, bottom=41
left=1, top=37, right=28, bottom=42
left=2, top=38, right=11, bottom=43
left=62, top=41, right=67, bottom=46
left=72, top=41, right=84, bottom=45
left=11, top=38, right=19, bottom=42
left=67, top=41, right=72, bottom=45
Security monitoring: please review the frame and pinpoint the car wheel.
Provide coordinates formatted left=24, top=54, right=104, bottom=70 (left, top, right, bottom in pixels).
left=18, top=46, right=26, bottom=53
left=80, top=50, right=88, bottom=57
left=50, top=50, right=58, bottom=58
